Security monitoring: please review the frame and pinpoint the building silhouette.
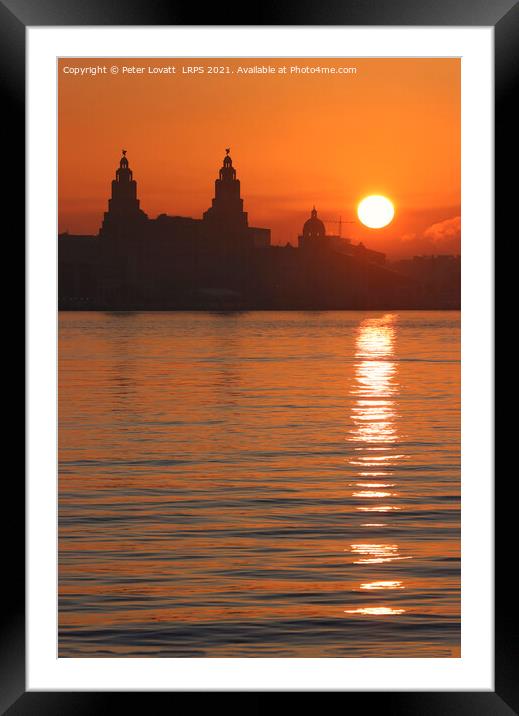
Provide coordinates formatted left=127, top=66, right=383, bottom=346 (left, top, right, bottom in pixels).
left=298, top=206, right=385, bottom=265
left=58, top=149, right=459, bottom=310
left=100, top=149, right=148, bottom=237
left=299, top=206, right=326, bottom=244
left=203, top=148, right=247, bottom=229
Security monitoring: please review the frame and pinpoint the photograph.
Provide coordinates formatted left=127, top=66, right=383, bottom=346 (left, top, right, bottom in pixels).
left=57, top=57, right=461, bottom=658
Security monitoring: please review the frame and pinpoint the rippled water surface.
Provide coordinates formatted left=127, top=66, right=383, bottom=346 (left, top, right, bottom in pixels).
left=59, top=311, right=460, bottom=657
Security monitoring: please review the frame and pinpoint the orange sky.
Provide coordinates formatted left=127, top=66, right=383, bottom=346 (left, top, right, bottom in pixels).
left=58, top=58, right=460, bottom=258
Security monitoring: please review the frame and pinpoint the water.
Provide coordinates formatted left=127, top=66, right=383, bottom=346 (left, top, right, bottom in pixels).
left=58, top=311, right=460, bottom=657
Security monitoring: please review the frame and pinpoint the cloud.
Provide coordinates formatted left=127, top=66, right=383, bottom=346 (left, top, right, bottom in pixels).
left=423, top=215, right=460, bottom=243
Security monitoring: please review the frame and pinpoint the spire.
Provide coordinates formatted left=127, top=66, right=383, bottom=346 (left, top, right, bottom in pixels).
left=203, top=149, right=248, bottom=229
left=100, top=148, right=148, bottom=236
left=220, top=148, right=236, bottom=180
left=117, top=149, right=131, bottom=179
left=119, top=149, right=129, bottom=171
left=311, top=206, right=317, bottom=218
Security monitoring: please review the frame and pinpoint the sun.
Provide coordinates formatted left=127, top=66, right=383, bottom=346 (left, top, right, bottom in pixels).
left=357, top=195, right=395, bottom=229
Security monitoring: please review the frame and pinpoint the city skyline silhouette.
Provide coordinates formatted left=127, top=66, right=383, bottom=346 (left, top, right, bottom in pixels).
left=59, top=148, right=459, bottom=311
left=58, top=57, right=461, bottom=259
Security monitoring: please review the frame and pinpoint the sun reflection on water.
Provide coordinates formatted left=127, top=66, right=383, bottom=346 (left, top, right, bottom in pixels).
left=355, top=483, right=395, bottom=488
left=360, top=580, right=404, bottom=591
left=345, top=314, right=411, bottom=617
left=349, top=543, right=412, bottom=565
left=349, top=314, right=398, bottom=453
left=344, top=607, right=405, bottom=616
left=352, top=490, right=395, bottom=498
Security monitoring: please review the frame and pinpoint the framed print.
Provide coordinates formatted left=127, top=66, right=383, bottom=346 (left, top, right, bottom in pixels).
left=9, top=0, right=510, bottom=712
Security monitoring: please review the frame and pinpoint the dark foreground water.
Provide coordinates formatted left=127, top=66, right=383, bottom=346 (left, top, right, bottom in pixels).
left=58, top=311, right=460, bottom=657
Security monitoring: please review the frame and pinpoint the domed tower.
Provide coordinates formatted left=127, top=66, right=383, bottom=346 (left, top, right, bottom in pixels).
left=298, top=207, right=327, bottom=249
left=100, top=150, right=148, bottom=237
left=203, top=149, right=248, bottom=233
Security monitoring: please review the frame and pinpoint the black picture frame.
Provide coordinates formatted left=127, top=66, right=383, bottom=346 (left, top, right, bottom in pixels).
left=10, top=0, right=508, bottom=712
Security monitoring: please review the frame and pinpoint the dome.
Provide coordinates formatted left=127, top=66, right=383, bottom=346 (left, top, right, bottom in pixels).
left=303, top=207, right=326, bottom=238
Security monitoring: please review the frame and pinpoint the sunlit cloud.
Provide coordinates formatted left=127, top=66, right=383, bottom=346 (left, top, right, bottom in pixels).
left=423, top=215, right=460, bottom=243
